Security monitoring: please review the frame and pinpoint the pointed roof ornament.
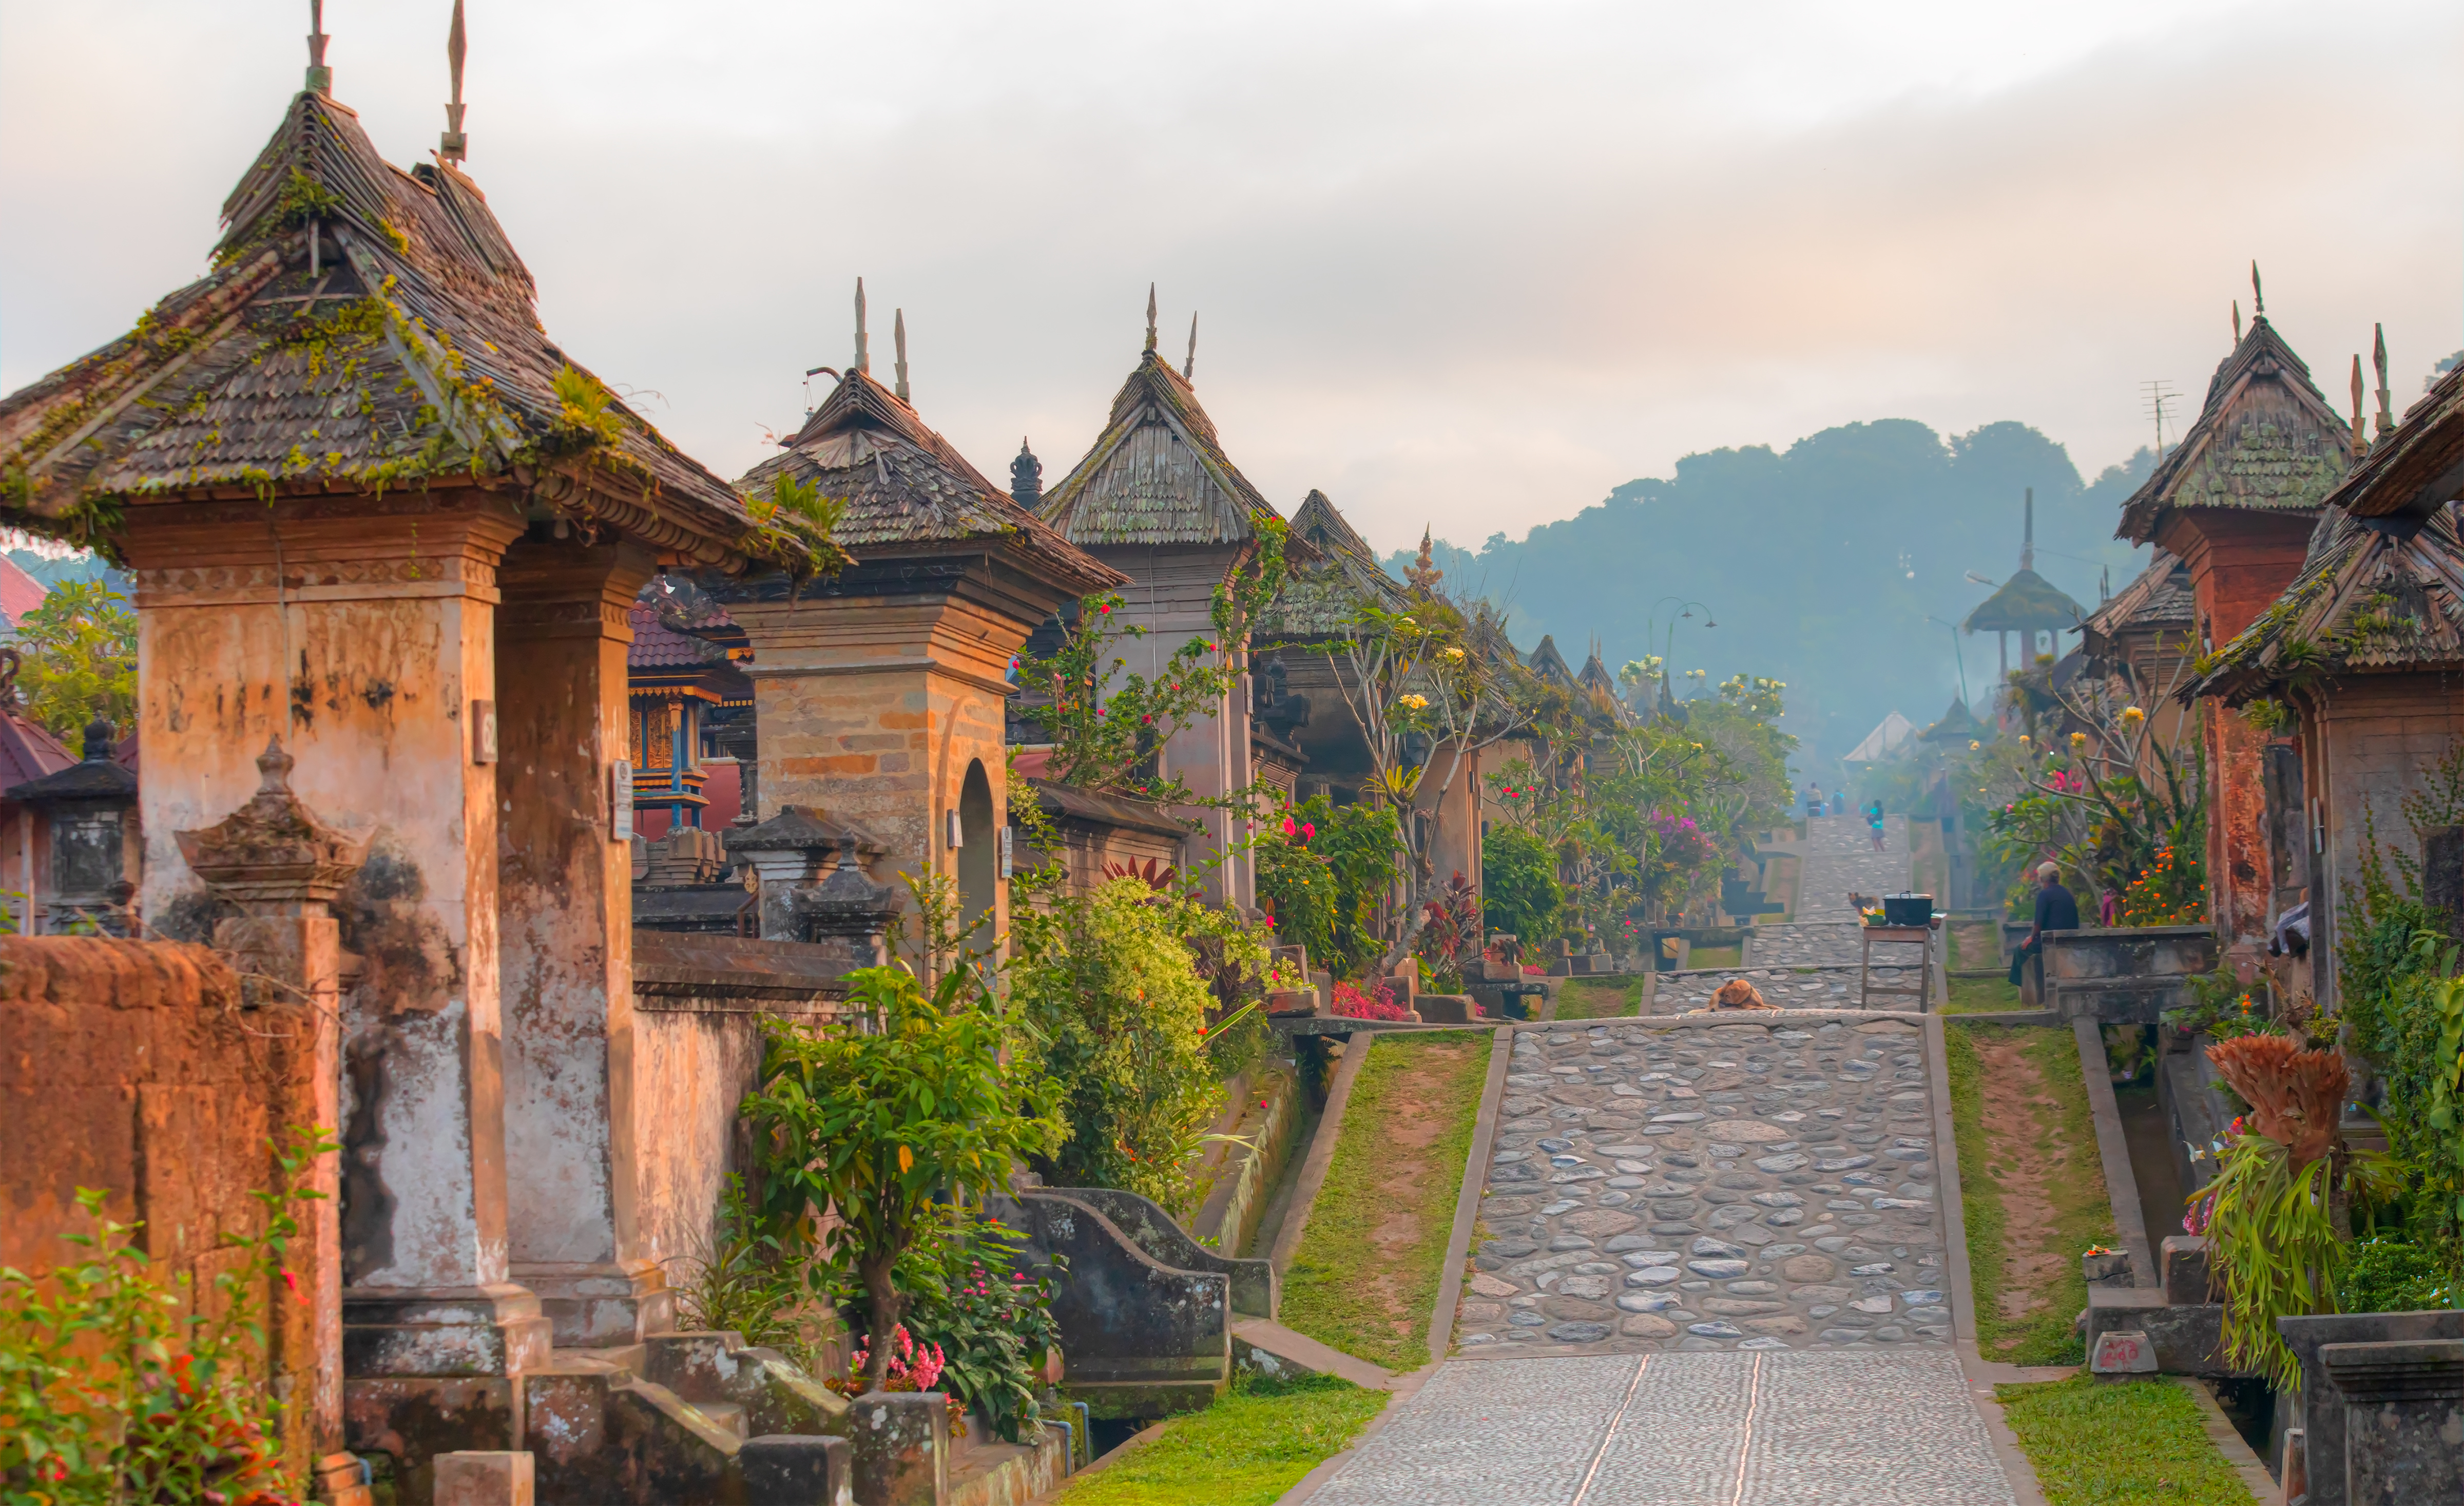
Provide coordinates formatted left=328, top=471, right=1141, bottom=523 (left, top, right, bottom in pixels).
left=2374, top=322, right=2394, bottom=436
left=440, top=0, right=469, bottom=163
left=1403, top=525, right=1442, bottom=592
left=1144, top=283, right=1158, bottom=353
left=305, top=0, right=333, bottom=95
left=2232, top=299, right=2242, bottom=345
left=1010, top=437, right=1042, bottom=509
left=1184, top=312, right=1199, bottom=383
left=2351, top=354, right=2369, bottom=455
left=2019, top=486, right=2034, bottom=571
left=853, top=278, right=870, bottom=375
left=893, top=308, right=910, bottom=404
left=2251, top=261, right=2265, bottom=318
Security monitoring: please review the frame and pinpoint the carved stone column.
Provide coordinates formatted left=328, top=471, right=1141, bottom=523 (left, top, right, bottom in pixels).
left=493, top=535, right=671, bottom=1347
left=175, top=739, right=370, bottom=1498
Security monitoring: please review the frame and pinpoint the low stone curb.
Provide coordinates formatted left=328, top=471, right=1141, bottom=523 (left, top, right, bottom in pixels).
left=1231, top=1319, right=1401, bottom=1390
left=1426, top=1025, right=1515, bottom=1365
left=2073, top=1017, right=2158, bottom=1287
left=1268, top=1034, right=1376, bottom=1279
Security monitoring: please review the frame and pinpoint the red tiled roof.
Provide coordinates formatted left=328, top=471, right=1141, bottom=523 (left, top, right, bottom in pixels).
left=627, top=604, right=731, bottom=671
left=0, top=556, right=46, bottom=628
left=0, top=707, right=74, bottom=792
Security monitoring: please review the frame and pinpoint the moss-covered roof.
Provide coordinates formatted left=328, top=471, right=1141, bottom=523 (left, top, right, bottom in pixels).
left=736, top=369, right=1121, bottom=597
left=1036, top=350, right=1282, bottom=548
left=2186, top=505, right=2464, bottom=704
left=2117, top=314, right=2352, bottom=545
left=0, top=90, right=793, bottom=570
left=1252, top=488, right=1407, bottom=640
left=1961, top=567, right=2085, bottom=633
left=1919, top=697, right=1985, bottom=744
left=2322, top=361, right=2464, bottom=521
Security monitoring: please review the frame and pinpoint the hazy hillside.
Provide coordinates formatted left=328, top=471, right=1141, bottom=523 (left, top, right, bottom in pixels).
left=1386, top=420, right=2153, bottom=777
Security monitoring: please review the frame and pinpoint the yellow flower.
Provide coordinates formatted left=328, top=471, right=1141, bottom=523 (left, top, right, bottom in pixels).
left=1399, top=693, right=1429, bottom=711
left=1969, top=740, right=1981, bottom=751
left=2018, top=734, right=2030, bottom=743
left=1442, top=646, right=1466, bottom=661
left=2069, top=731, right=2088, bottom=750
left=2121, top=706, right=2146, bottom=726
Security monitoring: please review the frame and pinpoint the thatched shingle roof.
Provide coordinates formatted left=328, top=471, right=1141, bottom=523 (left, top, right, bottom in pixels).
left=737, top=369, right=1120, bottom=598
left=2078, top=551, right=2193, bottom=660
left=1036, top=350, right=1281, bottom=548
left=0, top=90, right=793, bottom=571
left=2117, top=314, right=2352, bottom=545
left=2321, top=362, right=2464, bottom=521
left=2187, top=505, right=2464, bottom=704
left=1253, top=489, right=1407, bottom=641
left=1962, top=567, right=2084, bottom=634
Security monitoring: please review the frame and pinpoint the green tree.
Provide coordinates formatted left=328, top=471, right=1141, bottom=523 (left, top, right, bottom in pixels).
left=741, top=965, right=1061, bottom=1391
left=1481, top=825, right=1563, bottom=942
left=13, top=579, right=136, bottom=741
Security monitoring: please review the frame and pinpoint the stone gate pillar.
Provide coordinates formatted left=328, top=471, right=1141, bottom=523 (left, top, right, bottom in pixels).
left=494, top=535, right=672, bottom=1346
left=175, top=738, right=370, bottom=1493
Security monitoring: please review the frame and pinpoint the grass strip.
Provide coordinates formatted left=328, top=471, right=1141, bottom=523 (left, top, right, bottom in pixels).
left=1946, top=1022, right=2110, bottom=1364
left=1687, top=944, right=1743, bottom=969
left=1554, top=977, right=1642, bottom=1020
left=1944, top=926, right=2026, bottom=1014
left=1995, top=1375, right=2256, bottom=1505
left=1279, top=1030, right=1489, bottom=1370
left=1052, top=1373, right=1387, bottom=1506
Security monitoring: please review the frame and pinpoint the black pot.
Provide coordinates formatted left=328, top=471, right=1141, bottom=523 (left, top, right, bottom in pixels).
left=1882, top=892, right=1934, bottom=927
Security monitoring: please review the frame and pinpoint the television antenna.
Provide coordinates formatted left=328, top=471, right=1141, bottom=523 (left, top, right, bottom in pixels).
left=2141, top=379, right=2183, bottom=459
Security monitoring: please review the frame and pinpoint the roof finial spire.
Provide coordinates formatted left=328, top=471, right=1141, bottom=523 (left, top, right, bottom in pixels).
left=1184, top=311, right=1199, bottom=382
left=2374, top=322, right=2394, bottom=436
left=2019, top=487, right=2034, bottom=572
left=2232, top=299, right=2242, bottom=344
left=893, top=308, right=910, bottom=404
left=439, top=0, right=469, bottom=164
left=2250, top=260, right=2264, bottom=317
left=305, top=0, right=332, bottom=94
left=1144, top=283, right=1158, bottom=353
left=854, top=278, right=870, bottom=375
left=2351, top=354, right=2369, bottom=455
left=1010, top=438, right=1043, bottom=509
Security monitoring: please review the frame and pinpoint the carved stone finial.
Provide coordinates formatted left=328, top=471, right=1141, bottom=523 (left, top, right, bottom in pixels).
left=1144, top=283, right=1158, bottom=354
left=174, top=736, right=370, bottom=906
left=306, top=0, right=333, bottom=96
left=440, top=0, right=469, bottom=163
left=1010, top=438, right=1042, bottom=509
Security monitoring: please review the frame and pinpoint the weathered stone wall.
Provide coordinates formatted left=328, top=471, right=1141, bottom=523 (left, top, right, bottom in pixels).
left=0, top=936, right=306, bottom=1360
left=632, top=1001, right=783, bottom=1272
left=2305, top=675, right=2464, bottom=1009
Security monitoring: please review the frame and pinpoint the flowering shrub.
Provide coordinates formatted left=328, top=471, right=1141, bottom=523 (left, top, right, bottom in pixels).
left=1330, top=978, right=1407, bottom=1020
left=1413, top=871, right=1481, bottom=991
left=893, top=1216, right=1066, bottom=1441
left=2119, top=845, right=2206, bottom=926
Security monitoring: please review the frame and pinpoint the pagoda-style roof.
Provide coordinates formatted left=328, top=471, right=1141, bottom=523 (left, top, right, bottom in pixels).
left=0, top=90, right=793, bottom=571
left=1252, top=489, right=1407, bottom=641
left=737, top=368, right=1121, bottom=598
left=2118, top=313, right=2353, bottom=545
left=2321, top=361, right=2464, bottom=521
left=2078, top=551, right=2194, bottom=661
left=1962, top=567, right=2086, bottom=634
left=2188, top=505, right=2464, bottom=706
left=1577, top=650, right=1617, bottom=699
left=1919, top=697, right=1985, bottom=744
left=1037, top=344, right=1282, bottom=549
left=1525, top=634, right=1579, bottom=691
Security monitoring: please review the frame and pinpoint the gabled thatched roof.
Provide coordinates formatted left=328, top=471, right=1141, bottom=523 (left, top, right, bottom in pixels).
left=2322, top=362, right=2464, bottom=521
left=1252, top=488, right=1407, bottom=641
left=2078, top=551, right=2194, bottom=660
left=1526, top=634, right=1578, bottom=690
left=1962, top=567, right=2085, bottom=634
left=1919, top=697, right=1985, bottom=744
left=2187, top=505, right=2464, bottom=705
left=1037, top=349, right=1281, bottom=548
left=737, top=369, right=1121, bottom=597
left=0, top=89, right=787, bottom=570
left=2118, top=314, right=2352, bottom=545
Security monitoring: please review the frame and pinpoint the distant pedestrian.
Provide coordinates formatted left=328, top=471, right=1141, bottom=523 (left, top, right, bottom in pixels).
left=1831, top=792, right=1846, bottom=816
left=2009, top=862, right=2081, bottom=988
left=1807, top=782, right=1824, bottom=817
left=1865, top=799, right=1885, bottom=851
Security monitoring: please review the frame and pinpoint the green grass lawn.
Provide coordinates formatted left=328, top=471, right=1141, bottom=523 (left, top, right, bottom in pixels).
left=1995, top=1375, right=2256, bottom=1504
left=1687, top=944, right=1743, bottom=970
left=1052, top=1374, right=1388, bottom=1506
left=1945, top=924, right=2026, bottom=1014
left=1279, top=1031, right=1490, bottom=1370
left=1946, top=1022, right=2111, bottom=1365
left=1554, top=976, right=1642, bottom=1020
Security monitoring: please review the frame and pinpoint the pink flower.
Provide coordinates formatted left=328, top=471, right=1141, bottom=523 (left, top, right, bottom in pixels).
left=1302, top=822, right=1317, bottom=842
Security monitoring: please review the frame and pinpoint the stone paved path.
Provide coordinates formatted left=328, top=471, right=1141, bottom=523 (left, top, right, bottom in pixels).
left=1312, top=1349, right=2014, bottom=1505
left=1745, top=816, right=1920, bottom=970
left=1456, top=1018, right=1947, bottom=1357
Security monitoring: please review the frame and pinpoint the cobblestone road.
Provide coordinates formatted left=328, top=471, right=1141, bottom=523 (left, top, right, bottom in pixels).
left=1313, top=1349, right=2014, bottom=1505
left=1745, top=816, right=1920, bottom=969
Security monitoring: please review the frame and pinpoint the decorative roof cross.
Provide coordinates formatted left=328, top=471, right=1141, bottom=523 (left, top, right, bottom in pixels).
left=305, top=0, right=332, bottom=95
left=440, top=0, right=469, bottom=163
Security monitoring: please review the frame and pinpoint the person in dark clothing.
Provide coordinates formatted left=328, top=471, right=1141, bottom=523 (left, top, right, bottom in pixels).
left=2008, top=862, right=2081, bottom=987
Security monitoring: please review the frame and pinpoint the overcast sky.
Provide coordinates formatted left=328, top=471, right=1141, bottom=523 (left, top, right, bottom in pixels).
left=5, top=1, right=2459, bottom=557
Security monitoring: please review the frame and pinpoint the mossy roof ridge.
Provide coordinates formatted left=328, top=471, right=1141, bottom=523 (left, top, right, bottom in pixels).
left=737, top=369, right=1122, bottom=596
left=1253, top=487, right=1408, bottom=639
left=2118, top=314, right=2353, bottom=544
left=1035, top=351, right=1283, bottom=547
left=0, top=89, right=781, bottom=568
left=1962, top=567, right=2085, bottom=633
left=2322, top=360, right=2464, bottom=520
left=2187, top=505, right=2464, bottom=704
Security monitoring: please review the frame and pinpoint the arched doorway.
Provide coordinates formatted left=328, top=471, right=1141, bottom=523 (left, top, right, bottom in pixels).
left=958, top=758, right=996, bottom=948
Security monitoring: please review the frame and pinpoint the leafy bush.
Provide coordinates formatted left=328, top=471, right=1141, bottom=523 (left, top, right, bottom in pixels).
left=1009, top=879, right=1264, bottom=1214
left=1253, top=797, right=1400, bottom=978
left=892, top=1214, right=1065, bottom=1442
left=742, top=965, right=1061, bottom=1389
left=2339, top=1238, right=2458, bottom=1314
left=2, top=1130, right=329, bottom=1504
left=1480, top=825, right=1562, bottom=942
left=13, top=578, right=136, bottom=741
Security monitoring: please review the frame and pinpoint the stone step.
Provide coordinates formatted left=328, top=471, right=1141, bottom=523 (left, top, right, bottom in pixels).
left=699, top=1401, right=747, bottom=1438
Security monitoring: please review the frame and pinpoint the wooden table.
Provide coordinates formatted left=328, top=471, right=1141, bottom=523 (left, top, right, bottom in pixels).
left=1858, top=924, right=1935, bottom=1011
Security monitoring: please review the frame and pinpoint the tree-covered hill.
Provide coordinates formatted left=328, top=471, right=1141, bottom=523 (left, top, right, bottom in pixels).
left=1386, top=419, right=2151, bottom=777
